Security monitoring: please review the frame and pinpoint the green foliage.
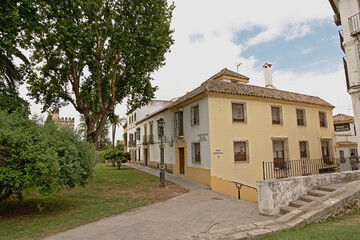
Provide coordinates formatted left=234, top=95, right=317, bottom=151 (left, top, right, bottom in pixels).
left=0, top=111, right=96, bottom=202
left=25, top=0, right=175, bottom=147
left=0, top=0, right=37, bottom=115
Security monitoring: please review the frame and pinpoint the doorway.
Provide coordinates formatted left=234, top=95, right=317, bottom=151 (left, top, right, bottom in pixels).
left=144, top=148, right=148, bottom=166
left=179, top=148, right=185, bottom=174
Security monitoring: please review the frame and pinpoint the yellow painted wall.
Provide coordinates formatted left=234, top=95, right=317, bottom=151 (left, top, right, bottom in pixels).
left=207, top=93, right=335, bottom=191
left=174, top=142, right=211, bottom=186
left=211, top=176, right=257, bottom=202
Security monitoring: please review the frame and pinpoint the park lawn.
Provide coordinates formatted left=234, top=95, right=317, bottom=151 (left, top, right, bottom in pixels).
left=262, top=210, right=360, bottom=240
left=0, top=164, right=188, bottom=240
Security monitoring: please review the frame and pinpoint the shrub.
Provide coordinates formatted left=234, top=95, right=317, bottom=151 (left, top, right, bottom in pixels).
left=0, top=112, right=96, bottom=202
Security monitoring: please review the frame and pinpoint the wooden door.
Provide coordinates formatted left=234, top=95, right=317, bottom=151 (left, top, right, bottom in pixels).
left=144, top=149, right=148, bottom=166
left=179, top=148, right=185, bottom=174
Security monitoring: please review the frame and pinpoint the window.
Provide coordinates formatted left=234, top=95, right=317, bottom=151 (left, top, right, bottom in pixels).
left=339, top=150, right=345, bottom=162
left=321, top=141, right=331, bottom=163
left=138, top=148, right=141, bottom=161
left=232, top=103, right=245, bottom=122
left=136, top=128, right=140, bottom=140
left=192, top=142, right=201, bottom=162
left=271, top=106, right=282, bottom=124
left=350, top=148, right=358, bottom=157
left=299, top=141, right=308, bottom=158
left=319, top=112, right=327, bottom=127
left=134, top=113, right=136, bottom=122
left=174, top=111, right=184, bottom=136
left=272, top=139, right=289, bottom=168
left=234, top=141, right=248, bottom=161
left=191, top=105, right=199, bottom=125
left=296, top=109, right=305, bottom=126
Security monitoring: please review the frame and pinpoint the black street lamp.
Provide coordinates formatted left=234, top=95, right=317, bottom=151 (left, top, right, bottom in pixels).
left=157, top=118, right=166, bottom=188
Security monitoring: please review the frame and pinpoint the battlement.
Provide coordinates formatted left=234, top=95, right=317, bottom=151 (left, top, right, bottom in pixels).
left=49, top=111, right=75, bottom=130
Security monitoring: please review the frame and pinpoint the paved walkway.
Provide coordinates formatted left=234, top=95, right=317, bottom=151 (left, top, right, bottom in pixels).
left=44, top=164, right=274, bottom=240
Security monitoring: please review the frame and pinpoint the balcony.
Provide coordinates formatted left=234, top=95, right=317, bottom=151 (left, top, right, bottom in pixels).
left=148, top=134, right=154, bottom=144
left=338, top=30, right=345, bottom=53
left=348, top=12, right=360, bottom=35
left=142, top=135, right=148, bottom=145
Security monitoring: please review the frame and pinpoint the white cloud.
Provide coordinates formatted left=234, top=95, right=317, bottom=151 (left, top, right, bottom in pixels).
left=21, top=0, right=350, bottom=141
left=302, top=48, right=312, bottom=54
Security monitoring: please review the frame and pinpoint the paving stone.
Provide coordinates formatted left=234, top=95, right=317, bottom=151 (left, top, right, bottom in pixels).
left=299, top=209, right=324, bottom=224
left=285, top=218, right=306, bottom=230
left=253, top=220, right=275, bottom=228
left=265, top=224, right=290, bottom=235
left=246, top=228, right=273, bottom=239
left=237, top=223, right=257, bottom=231
left=223, top=232, right=250, bottom=240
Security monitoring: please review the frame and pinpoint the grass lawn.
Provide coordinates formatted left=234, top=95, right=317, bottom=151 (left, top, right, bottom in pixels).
left=0, top=164, right=188, bottom=240
left=262, top=210, right=360, bottom=240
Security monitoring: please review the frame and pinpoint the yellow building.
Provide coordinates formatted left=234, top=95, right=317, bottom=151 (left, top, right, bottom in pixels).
left=128, top=67, right=335, bottom=202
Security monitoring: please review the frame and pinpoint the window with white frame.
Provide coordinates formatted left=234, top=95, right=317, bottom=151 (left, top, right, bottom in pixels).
left=192, top=142, right=201, bottom=162
left=191, top=105, right=200, bottom=125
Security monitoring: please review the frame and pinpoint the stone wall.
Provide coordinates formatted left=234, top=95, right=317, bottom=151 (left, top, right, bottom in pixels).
left=257, top=170, right=360, bottom=215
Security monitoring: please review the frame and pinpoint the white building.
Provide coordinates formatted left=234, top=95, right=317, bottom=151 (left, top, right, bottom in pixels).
left=329, top=0, right=360, bottom=155
left=333, top=113, right=358, bottom=160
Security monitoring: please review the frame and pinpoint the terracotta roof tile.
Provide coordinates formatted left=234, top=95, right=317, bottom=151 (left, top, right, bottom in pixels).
left=169, top=69, right=334, bottom=109
left=333, top=113, right=354, bottom=122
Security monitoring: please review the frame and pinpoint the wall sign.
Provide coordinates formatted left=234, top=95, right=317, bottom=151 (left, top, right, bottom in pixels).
left=334, top=123, right=350, bottom=132
left=213, top=149, right=223, bottom=159
left=198, top=133, right=208, bottom=141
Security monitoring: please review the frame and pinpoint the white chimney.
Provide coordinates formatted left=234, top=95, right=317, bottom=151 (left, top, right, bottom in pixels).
left=263, top=63, right=276, bottom=89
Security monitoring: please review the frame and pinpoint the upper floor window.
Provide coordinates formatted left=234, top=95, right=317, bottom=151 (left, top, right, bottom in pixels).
left=174, top=111, right=184, bottom=136
left=191, top=105, right=199, bottom=126
left=319, top=112, right=327, bottom=127
left=192, top=142, right=201, bottom=162
left=136, top=128, right=140, bottom=140
left=134, top=113, right=136, bottom=122
left=296, top=109, right=305, bottom=126
left=234, top=141, right=248, bottom=161
left=271, top=106, right=282, bottom=125
left=232, top=103, right=246, bottom=122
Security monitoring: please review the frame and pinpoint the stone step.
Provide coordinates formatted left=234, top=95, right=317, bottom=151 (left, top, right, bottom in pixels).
left=289, top=200, right=309, bottom=208
left=308, top=189, right=328, bottom=197
left=299, top=194, right=319, bottom=202
left=280, top=205, right=298, bottom=215
left=317, top=186, right=336, bottom=192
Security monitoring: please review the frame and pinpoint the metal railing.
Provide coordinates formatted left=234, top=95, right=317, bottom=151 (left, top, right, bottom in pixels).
left=349, top=12, right=360, bottom=35
left=339, top=30, right=344, bottom=53
left=263, top=157, right=360, bottom=180
left=142, top=135, right=148, bottom=145
left=148, top=134, right=154, bottom=144
left=262, top=158, right=339, bottom=180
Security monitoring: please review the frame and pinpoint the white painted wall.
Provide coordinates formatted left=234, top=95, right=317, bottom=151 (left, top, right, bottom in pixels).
left=334, top=0, right=360, bottom=158
left=183, top=97, right=211, bottom=170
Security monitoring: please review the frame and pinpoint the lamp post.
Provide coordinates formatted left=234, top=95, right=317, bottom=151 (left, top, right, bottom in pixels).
left=157, top=118, right=166, bottom=188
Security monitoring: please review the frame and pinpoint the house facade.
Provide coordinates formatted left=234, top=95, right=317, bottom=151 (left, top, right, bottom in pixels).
left=126, top=68, right=335, bottom=202
left=329, top=0, right=360, bottom=157
left=333, top=113, right=358, bottom=160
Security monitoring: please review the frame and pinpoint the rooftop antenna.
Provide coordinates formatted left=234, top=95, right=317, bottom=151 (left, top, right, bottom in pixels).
left=236, top=63, right=241, bottom=73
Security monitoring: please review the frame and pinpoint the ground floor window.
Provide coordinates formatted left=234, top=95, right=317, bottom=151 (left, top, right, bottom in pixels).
left=192, top=142, right=201, bottom=162
left=234, top=141, right=248, bottom=161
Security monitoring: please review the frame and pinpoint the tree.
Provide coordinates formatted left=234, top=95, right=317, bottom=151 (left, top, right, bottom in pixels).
left=0, top=111, right=96, bottom=202
left=109, top=111, right=126, bottom=150
left=26, top=0, right=174, bottom=149
left=0, top=0, right=38, bottom=115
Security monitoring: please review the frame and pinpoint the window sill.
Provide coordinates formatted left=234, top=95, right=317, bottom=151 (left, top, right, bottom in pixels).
left=234, top=160, right=250, bottom=163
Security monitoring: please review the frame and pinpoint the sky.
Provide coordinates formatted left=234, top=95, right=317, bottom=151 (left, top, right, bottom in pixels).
left=21, top=0, right=351, bottom=141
